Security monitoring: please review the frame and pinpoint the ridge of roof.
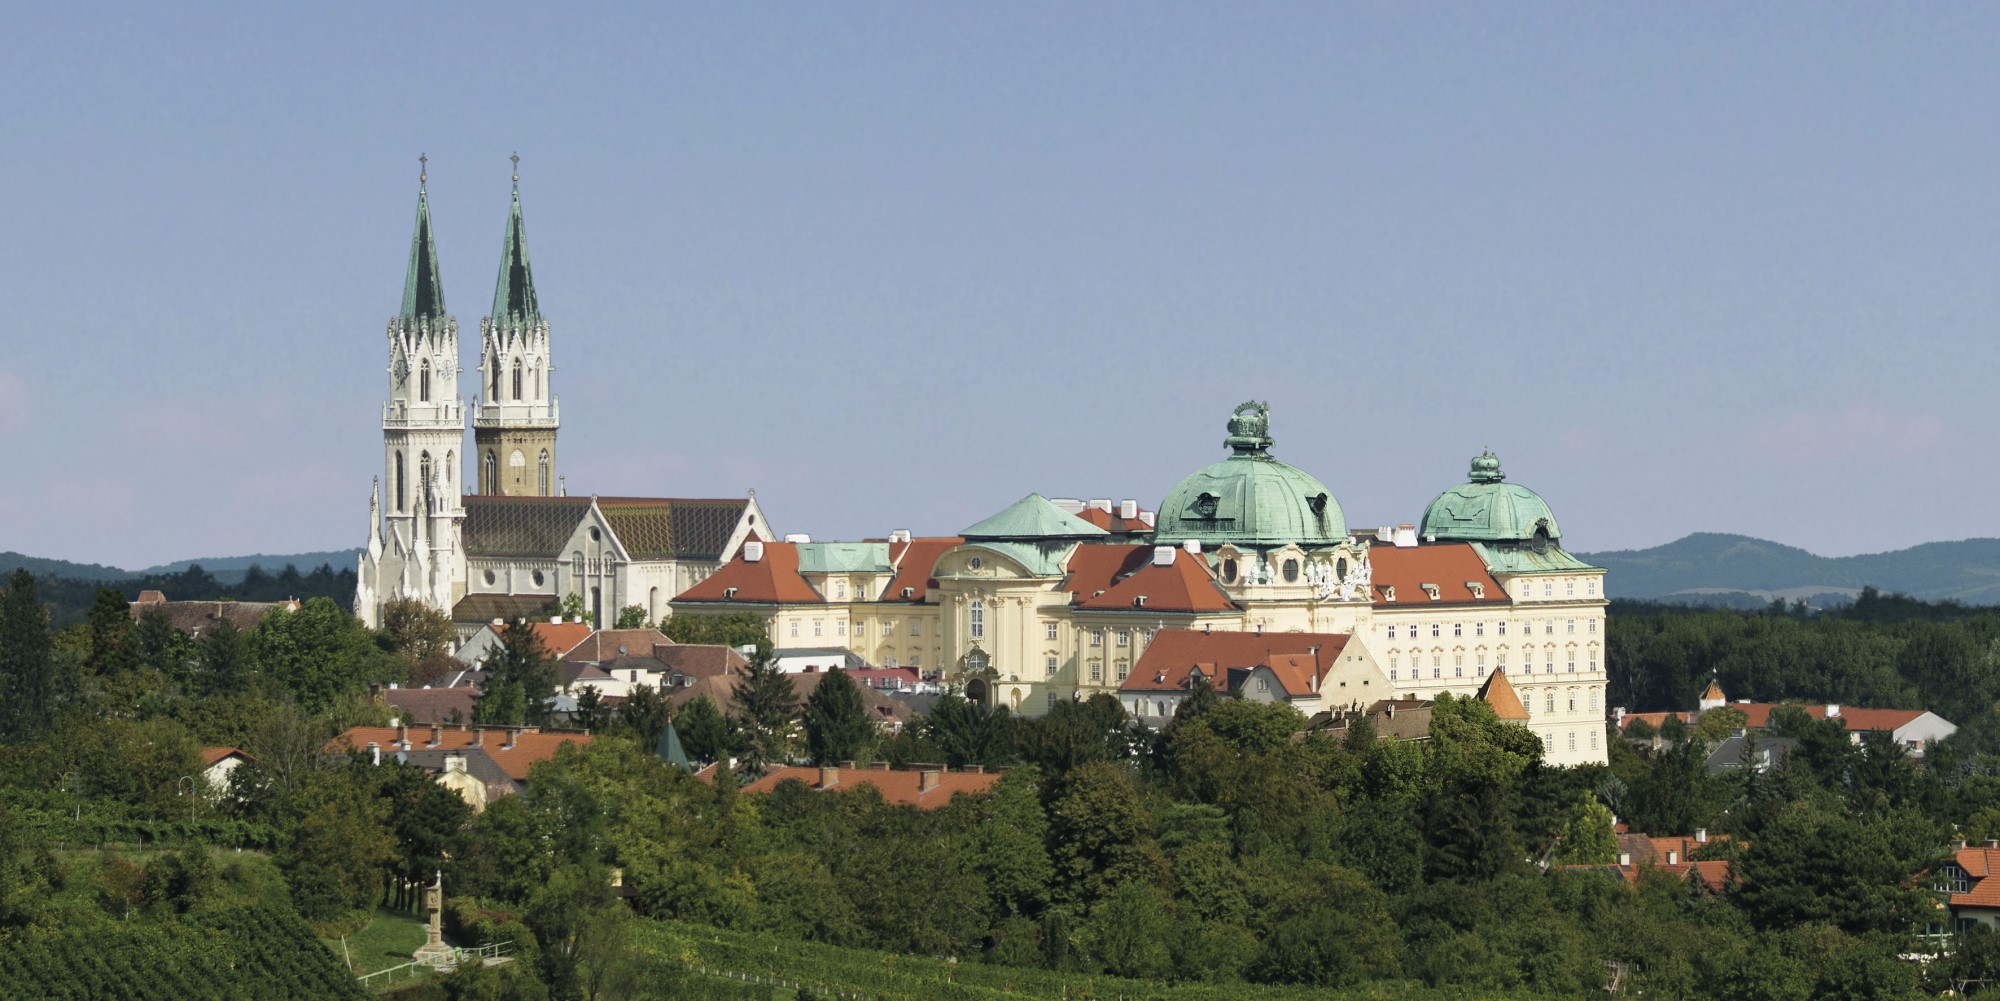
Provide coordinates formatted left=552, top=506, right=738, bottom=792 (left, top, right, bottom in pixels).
left=962, top=494, right=1110, bottom=540
left=1477, top=669, right=1530, bottom=721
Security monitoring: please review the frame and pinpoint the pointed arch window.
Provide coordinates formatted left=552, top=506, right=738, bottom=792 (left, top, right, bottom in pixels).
left=534, top=362, right=542, bottom=401
left=537, top=450, right=550, bottom=496
left=512, top=359, right=523, bottom=401
left=394, top=451, right=406, bottom=512
left=419, top=360, right=431, bottom=403
left=490, top=358, right=501, bottom=402
left=419, top=452, right=433, bottom=510
left=483, top=451, right=497, bottom=495
left=444, top=451, right=454, bottom=495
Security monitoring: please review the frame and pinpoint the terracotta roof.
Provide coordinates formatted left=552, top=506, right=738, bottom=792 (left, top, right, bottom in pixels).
left=1316, top=700, right=1434, bottom=741
left=597, top=497, right=750, bottom=561
left=1122, top=629, right=1347, bottom=695
left=1605, top=831, right=1734, bottom=891
left=325, top=725, right=592, bottom=783
left=1726, top=703, right=1933, bottom=733
left=1060, top=544, right=1150, bottom=602
left=881, top=537, right=962, bottom=602
left=1618, top=711, right=1695, bottom=733
left=1477, top=669, right=1530, bottom=721
left=382, top=687, right=479, bottom=724
left=674, top=541, right=822, bottom=604
left=451, top=593, right=555, bottom=625
left=738, top=765, right=1001, bottom=808
left=1074, top=507, right=1156, bottom=537
left=1368, top=544, right=1506, bottom=606
left=563, top=629, right=673, bottom=664
left=1949, top=847, right=2000, bottom=908
left=1701, top=680, right=1726, bottom=701
left=1076, top=548, right=1235, bottom=613
left=519, top=621, right=595, bottom=658
left=199, top=747, right=251, bottom=768
left=1252, top=654, right=1322, bottom=698
left=651, top=643, right=749, bottom=679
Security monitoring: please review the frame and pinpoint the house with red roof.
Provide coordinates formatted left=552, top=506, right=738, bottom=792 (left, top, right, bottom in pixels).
left=1936, top=843, right=2000, bottom=933
left=454, top=616, right=598, bottom=667
left=735, top=762, right=1001, bottom=809
left=324, top=724, right=593, bottom=808
left=198, top=747, right=254, bottom=795
left=1615, top=680, right=1956, bottom=758
left=1119, top=628, right=1348, bottom=723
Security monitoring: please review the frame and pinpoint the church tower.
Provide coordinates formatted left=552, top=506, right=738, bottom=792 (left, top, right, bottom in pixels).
left=473, top=157, right=559, bottom=496
left=358, top=159, right=467, bottom=626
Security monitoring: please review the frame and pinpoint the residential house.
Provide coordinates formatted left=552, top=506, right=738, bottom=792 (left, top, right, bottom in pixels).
left=736, top=762, right=1002, bottom=809
left=324, top=724, right=594, bottom=808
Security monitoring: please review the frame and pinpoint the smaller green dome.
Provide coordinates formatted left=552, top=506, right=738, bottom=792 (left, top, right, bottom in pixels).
left=1420, top=451, right=1561, bottom=546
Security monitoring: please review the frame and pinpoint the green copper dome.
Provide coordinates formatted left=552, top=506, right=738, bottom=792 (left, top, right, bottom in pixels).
left=1153, top=402, right=1347, bottom=550
left=1419, top=450, right=1561, bottom=545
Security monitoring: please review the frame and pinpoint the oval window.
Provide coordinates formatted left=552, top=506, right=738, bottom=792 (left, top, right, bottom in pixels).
left=589, top=527, right=602, bottom=542
left=1282, top=559, right=1300, bottom=583
left=532, top=570, right=545, bottom=587
left=969, top=557, right=983, bottom=571
left=483, top=569, right=497, bottom=586
left=1336, top=558, right=1349, bottom=579
left=1221, top=559, right=1238, bottom=584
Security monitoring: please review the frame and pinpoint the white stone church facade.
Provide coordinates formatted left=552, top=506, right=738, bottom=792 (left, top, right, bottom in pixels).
left=357, top=165, right=769, bottom=632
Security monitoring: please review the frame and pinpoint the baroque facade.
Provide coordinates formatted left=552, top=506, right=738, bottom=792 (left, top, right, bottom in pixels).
left=671, top=402, right=1610, bottom=766
left=357, top=165, right=768, bottom=632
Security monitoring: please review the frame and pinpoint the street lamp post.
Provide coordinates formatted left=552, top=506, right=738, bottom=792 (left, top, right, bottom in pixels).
left=176, top=775, right=197, bottom=826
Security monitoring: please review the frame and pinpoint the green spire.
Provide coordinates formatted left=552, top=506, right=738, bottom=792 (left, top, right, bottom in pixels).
left=655, top=721, right=691, bottom=771
left=400, top=160, right=447, bottom=323
left=490, top=156, right=540, bottom=326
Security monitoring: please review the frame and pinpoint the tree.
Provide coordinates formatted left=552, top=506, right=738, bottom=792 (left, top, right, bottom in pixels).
left=803, top=669, right=875, bottom=765
left=378, top=597, right=457, bottom=684
left=613, top=605, right=649, bottom=629
left=84, top=586, right=136, bottom=676
left=478, top=619, right=558, bottom=727
left=1551, top=792, right=1619, bottom=865
left=674, top=695, right=729, bottom=765
left=663, top=611, right=770, bottom=653
left=731, top=650, right=797, bottom=772
left=248, top=597, right=399, bottom=712
left=559, top=592, right=587, bottom=621
left=280, top=771, right=396, bottom=921
left=0, top=571, right=58, bottom=739
left=195, top=617, right=249, bottom=697
left=924, top=693, right=1014, bottom=769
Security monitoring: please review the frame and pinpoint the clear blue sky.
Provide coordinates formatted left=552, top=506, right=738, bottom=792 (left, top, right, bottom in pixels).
left=4, top=3, right=1996, bottom=568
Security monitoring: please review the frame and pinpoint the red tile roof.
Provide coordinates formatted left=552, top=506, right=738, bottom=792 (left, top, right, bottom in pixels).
left=1060, top=544, right=1150, bottom=603
left=1478, top=670, right=1530, bottom=721
left=737, top=765, right=1001, bottom=808
left=563, top=629, right=674, bottom=664
left=324, top=726, right=593, bottom=783
left=674, top=541, right=823, bottom=604
left=1074, top=507, right=1156, bottom=536
left=1727, top=703, right=1931, bottom=733
left=382, top=687, right=480, bottom=725
left=199, top=747, right=250, bottom=768
left=1369, top=544, right=1506, bottom=606
left=1949, top=847, right=2000, bottom=908
left=519, top=621, right=596, bottom=659
left=1618, top=711, right=1695, bottom=733
left=1122, top=629, right=1347, bottom=696
left=1076, top=548, right=1235, bottom=613
left=1601, top=831, right=1735, bottom=891
left=881, top=537, right=962, bottom=602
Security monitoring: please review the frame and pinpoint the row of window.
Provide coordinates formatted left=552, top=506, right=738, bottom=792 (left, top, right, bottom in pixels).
left=791, top=618, right=923, bottom=638
left=488, top=356, right=544, bottom=403
left=1540, top=731, right=1601, bottom=753
left=1387, top=617, right=1598, bottom=640
left=1386, top=648, right=1600, bottom=678
left=1520, top=578, right=1598, bottom=600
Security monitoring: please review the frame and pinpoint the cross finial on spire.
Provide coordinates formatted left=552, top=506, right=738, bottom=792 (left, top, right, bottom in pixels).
left=419, top=153, right=428, bottom=186
left=511, top=152, right=519, bottom=184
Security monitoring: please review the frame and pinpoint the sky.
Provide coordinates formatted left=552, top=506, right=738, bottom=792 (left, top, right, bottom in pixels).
left=3, top=3, right=1997, bottom=569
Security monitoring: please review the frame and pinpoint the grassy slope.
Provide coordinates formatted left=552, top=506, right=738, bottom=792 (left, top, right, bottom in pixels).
left=633, top=919, right=1562, bottom=1001
left=319, top=907, right=431, bottom=976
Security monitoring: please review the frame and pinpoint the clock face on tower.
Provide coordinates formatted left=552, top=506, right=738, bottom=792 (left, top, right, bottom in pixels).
left=392, top=357, right=410, bottom=384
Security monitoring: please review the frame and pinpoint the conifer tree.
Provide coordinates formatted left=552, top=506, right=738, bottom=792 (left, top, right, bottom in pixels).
left=731, top=650, right=796, bottom=772
left=0, top=571, right=57, bottom=739
left=477, top=619, right=555, bottom=726
left=84, top=586, right=135, bottom=676
left=803, top=668, right=875, bottom=765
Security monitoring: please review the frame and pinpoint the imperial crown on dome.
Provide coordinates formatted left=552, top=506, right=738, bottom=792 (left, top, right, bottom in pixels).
left=1419, top=450, right=1562, bottom=545
left=1152, top=402, right=1347, bottom=551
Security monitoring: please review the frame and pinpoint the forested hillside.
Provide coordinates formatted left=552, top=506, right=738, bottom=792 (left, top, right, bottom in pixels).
left=1580, top=534, right=2000, bottom=606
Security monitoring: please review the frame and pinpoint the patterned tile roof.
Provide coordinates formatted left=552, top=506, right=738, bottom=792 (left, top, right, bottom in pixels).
left=452, top=593, right=556, bottom=624
left=598, top=497, right=749, bottom=561
left=463, top=496, right=592, bottom=557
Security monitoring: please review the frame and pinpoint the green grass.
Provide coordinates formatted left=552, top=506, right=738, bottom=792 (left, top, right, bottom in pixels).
left=321, top=907, right=432, bottom=976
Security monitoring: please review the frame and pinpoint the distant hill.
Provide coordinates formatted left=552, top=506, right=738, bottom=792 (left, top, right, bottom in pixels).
left=1, top=549, right=359, bottom=585
left=1576, top=533, right=2000, bottom=607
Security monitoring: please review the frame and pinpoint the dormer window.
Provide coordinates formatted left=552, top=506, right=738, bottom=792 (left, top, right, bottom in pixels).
left=1383, top=585, right=1395, bottom=602
left=1192, top=493, right=1219, bottom=519
left=1466, top=581, right=1485, bottom=599
left=722, top=587, right=738, bottom=600
left=1422, top=583, right=1440, bottom=601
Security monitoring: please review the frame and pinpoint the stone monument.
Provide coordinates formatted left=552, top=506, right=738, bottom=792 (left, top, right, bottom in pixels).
left=412, top=870, right=452, bottom=963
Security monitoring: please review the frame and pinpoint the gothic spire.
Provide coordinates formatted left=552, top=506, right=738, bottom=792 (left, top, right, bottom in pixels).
left=490, top=155, right=540, bottom=326
left=400, top=156, right=447, bottom=323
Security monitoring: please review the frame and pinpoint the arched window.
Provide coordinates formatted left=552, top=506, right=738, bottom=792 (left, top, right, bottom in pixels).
left=484, top=451, right=497, bottom=494
left=537, top=450, right=550, bottom=496
left=394, top=451, right=405, bottom=512
left=534, top=362, right=542, bottom=400
left=490, top=358, right=501, bottom=402
left=512, top=359, right=523, bottom=400
left=419, top=452, right=433, bottom=509
left=419, top=360, right=431, bottom=403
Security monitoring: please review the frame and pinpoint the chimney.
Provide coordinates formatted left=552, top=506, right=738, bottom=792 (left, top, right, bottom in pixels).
left=839, top=760, right=857, bottom=770
left=396, top=725, right=410, bottom=750
left=871, top=761, right=890, bottom=771
left=1140, top=511, right=1156, bottom=527
left=1986, top=839, right=1999, bottom=850
left=1666, top=850, right=1679, bottom=866
left=1089, top=498, right=1112, bottom=513
left=818, top=765, right=838, bottom=789
left=367, top=742, right=381, bottom=766
left=966, top=764, right=984, bottom=774
left=1182, top=540, right=1201, bottom=555
left=503, top=728, right=519, bottom=750
left=1825, top=704, right=1841, bottom=718
left=1696, top=828, right=1708, bottom=844
left=427, top=724, right=442, bottom=748
left=918, top=769, right=942, bottom=793
left=744, top=540, right=765, bottom=562
left=550, top=616, right=563, bottom=625
left=1618, top=852, right=1631, bottom=867
left=1386, top=703, right=1396, bottom=718
left=1119, top=499, right=1138, bottom=519
left=471, top=728, right=485, bottom=749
